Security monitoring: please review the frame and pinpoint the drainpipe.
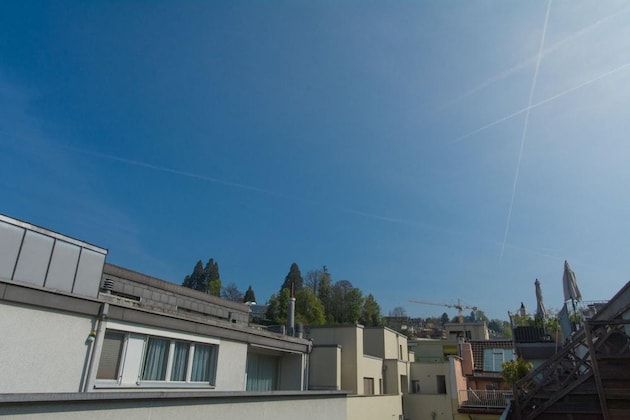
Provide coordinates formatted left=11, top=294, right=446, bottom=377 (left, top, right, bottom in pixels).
left=82, top=301, right=109, bottom=392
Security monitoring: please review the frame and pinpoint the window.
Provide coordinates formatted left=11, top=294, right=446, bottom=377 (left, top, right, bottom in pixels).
left=411, top=380, right=420, bottom=394
left=96, top=331, right=125, bottom=380
left=96, top=328, right=218, bottom=387
left=170, top=341, right=189, bottom=381
left=483, top=348, right=514, bottom=372
left=143, top=337, right=170, bottom=380
left=400, top=375, right=408, bottom=394
left=363, top=377, right=375, bottom=395
left=191, top=344, right=217, bottom=382
left=142, top=338, right=218, bottom=384
left=436, top=375, right=447, bottom=394
left=246, top=353, right=279, bottom=391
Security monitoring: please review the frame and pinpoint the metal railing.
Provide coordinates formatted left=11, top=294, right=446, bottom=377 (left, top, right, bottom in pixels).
left=458, top=389, right=513, bottom=409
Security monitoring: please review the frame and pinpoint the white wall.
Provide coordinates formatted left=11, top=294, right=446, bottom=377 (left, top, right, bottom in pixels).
left=0, top=302, right=93, bottom=392
left=359, top=356, right=383, bottom=394
left=309, top=327, right=362, bottom=394
left=310, top=346, right=341, bottom=390
left=403, top=393, right=453, bottom=420
left=279, top=353, right=303, bottom=390
left=410, top=362, right=448, bottom=394
left=346, top=394, right=403, bottom=420
left=215, top=339, right=248, bottom=390
left=0, top=394, right=347, bottom=420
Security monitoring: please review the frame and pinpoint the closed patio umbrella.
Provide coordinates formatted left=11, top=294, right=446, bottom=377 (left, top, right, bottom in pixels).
left=535, top=278, right=547, bottom=319
left=562, top=260, right=582, bottom=302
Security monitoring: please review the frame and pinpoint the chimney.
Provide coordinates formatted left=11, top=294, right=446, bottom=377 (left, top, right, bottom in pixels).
left=287, top=282, right=296, bottom=336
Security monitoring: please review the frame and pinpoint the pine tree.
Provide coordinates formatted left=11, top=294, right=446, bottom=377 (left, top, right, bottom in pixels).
left=281, top=262, right=303, bottom=292
left=205, top=258, right=221, bottom=297
left=266, top=288, right=290, bottom=324
left=243, top=285, right=256, bottom=303
left=360, top=294, right=382, bottom=326
left=182, top=260, right=206, bottom=292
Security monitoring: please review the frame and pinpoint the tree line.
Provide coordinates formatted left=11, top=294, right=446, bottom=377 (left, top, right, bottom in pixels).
left=181, top=259, right=382, bottom=327
left=181, top=258, right=255, bottom=303
left=265, top=263, right=382, bottom=327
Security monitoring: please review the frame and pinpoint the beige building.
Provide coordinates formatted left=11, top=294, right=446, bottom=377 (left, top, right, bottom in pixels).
left=307, top=325, right=411, bottom=419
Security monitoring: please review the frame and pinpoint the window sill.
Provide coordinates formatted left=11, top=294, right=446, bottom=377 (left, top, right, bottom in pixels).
left=94, top=381, right=216, bottom=390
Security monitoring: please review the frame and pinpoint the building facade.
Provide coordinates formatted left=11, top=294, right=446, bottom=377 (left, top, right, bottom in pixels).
left=0, top=214, right=346, bottom=419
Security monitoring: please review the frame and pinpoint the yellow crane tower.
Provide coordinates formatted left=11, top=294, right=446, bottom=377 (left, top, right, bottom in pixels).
left=409, top=298, right=478, bottom=324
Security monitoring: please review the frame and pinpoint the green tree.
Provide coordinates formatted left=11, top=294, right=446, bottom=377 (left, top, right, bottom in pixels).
left=331, top=280, right=363, bottom=324
left=243, top=285, right=256, bottom=303
left=317, top=270, right=334, bottom=323
left=360, top=294, right=382, bottom=326
left=305, top=265, right=329, bottom=294
left=204, top=258, right=221, bottom=297
left=440, top=312, right=450, bottom=325
left=266, top=288, right=291, bottom=324
left=265, top=294, right=279, bottom=322
left=281, top=262, right=304, bottom=292
left=295, top=288, right=325, bottom=326
left=221, top=283, right=243, bottom=302
left=502, top=358, right=533, bottom=386
left=182, top=260, right=206, bottom=292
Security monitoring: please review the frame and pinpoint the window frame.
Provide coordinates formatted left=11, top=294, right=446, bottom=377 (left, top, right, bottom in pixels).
left=95, top=330, right=127, bottom=382
left=95, top=321, right=219, bottom=389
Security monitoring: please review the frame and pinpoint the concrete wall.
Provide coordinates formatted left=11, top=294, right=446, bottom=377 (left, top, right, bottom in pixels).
left=308, top=326, right=362, bottom=394
left=385, top=329, right=403, bottom=360
left=215, top=339, right=248, bottom=390
left=403, top=393, right=453, bottom=420
left=279, top=353, right=303, bottom=390
left=449, top=357, right=467, bottom=401
left=0, top=302, right=93, bottom=392
left=346, top=394, right=403, bottom=420
left=360, top=355, right=383, bottom=394
left=363, top=328, right=385, bottom=358
left=0, top=392, right=347, bottom=420
left=383, top=359, right=401, bottom=395
left=310, top=346, right=341, bottom=390
left=410, top=361, right=449, bottom=394
left=102, top=264, right=250, bottom=325
left=364, top=327, right=408, bottom=361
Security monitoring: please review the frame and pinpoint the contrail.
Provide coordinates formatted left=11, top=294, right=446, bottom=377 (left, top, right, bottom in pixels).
left=70, top=148, right=291, bottom=198
left=69, top=147, right=454, bottom=232
left=439, top=5, right=630, bottom=110
left=501, top=0, right=552, bottom=259
left=450, top=59, right=630, bottom=144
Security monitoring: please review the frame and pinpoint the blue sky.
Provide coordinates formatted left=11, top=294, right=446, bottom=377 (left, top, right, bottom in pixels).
left=2, top=1, right=630, bottom=320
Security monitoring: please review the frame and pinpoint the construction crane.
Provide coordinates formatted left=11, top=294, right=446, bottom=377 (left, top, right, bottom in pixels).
left=409, top=298, right=478, bottom=324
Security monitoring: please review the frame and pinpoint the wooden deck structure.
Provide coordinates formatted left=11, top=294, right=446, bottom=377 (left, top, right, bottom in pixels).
left=509, top=282, right=630, bottom=420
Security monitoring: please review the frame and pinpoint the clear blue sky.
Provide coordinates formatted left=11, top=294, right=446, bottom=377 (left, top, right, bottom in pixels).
left=2, top=1, right=629, bottom=320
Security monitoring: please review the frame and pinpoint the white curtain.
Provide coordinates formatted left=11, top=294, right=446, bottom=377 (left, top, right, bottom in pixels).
left=191, top=344, right=217, bottom=384
left=142, top=338, right=169, bottom=380
left=170, top=341, right=189, bottom=381
left=246, top=353, right=278, bottom=391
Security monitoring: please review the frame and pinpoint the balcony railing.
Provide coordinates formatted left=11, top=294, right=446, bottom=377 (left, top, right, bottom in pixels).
left=458, top=389, right=512, bottom=409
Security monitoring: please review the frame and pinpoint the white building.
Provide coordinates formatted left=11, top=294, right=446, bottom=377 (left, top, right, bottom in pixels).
left=0, top=214, right=345, bottom=419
